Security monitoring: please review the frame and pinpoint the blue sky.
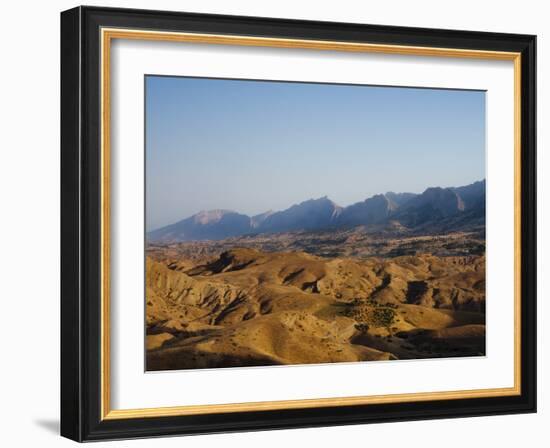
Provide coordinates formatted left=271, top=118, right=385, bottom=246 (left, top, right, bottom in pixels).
left=146, top=76, right=485, bottom=231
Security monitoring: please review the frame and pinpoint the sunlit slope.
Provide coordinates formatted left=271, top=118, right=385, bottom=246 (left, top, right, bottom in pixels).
left=146, top=248, right=485, bottom=370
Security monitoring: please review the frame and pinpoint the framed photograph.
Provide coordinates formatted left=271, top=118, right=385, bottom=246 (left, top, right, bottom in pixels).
left=60, top=6, right=536, bottom=441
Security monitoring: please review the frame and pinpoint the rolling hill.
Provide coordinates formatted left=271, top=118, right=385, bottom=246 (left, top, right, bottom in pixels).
left=146, top=247, right=486, bottom=370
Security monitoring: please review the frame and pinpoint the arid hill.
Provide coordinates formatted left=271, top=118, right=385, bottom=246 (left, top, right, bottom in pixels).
left=146, top=247, right=485, bottom=371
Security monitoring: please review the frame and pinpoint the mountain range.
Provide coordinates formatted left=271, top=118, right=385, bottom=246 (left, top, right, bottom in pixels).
left=148, top=179, right=485, bottom=242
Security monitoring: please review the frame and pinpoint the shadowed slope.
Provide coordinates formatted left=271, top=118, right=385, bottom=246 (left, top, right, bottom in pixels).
left=146, top=247, right=485, bottom=370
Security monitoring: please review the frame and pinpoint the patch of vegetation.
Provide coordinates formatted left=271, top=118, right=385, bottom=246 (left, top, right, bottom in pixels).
left=340, top=299, right=396, bottom=329
left=371, top=307, right=396, bottom=327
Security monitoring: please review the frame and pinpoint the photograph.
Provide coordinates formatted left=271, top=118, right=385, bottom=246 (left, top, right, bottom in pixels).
left=144, top=76, right=487, bottom=371
left=57, top=4, right=538, bottom=442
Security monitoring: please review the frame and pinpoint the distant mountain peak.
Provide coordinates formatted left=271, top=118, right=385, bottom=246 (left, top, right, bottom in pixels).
left=338, top=193, right=397, bottom=227
left=147, top=179, right=485, bottom=242
left=385, top=191, right=418, bottom=207
left=298, top=195, right=338, bottom=205
left=192, top=209, right=237, bottom=224
left=259, top=195, right=343, bottom=234
left=420, top=187, right=465, bottom=213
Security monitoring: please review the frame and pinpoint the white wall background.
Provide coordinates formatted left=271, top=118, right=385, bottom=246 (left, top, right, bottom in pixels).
left=0, top=0, right=546, bottom=446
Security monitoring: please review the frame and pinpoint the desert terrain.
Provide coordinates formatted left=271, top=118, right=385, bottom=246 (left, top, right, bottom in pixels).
left=146, top=181, right=486, bottom=370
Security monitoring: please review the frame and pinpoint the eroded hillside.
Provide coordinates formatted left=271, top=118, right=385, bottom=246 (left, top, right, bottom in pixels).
left=146, top=247, right=485, bottom=371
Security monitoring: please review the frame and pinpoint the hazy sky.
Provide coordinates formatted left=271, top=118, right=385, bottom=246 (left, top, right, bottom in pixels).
left=146, top=76, right=485, bottom=231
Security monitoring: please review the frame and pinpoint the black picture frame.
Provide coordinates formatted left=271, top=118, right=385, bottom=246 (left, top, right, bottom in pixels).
left=61, top=5, right=536, bottom=442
